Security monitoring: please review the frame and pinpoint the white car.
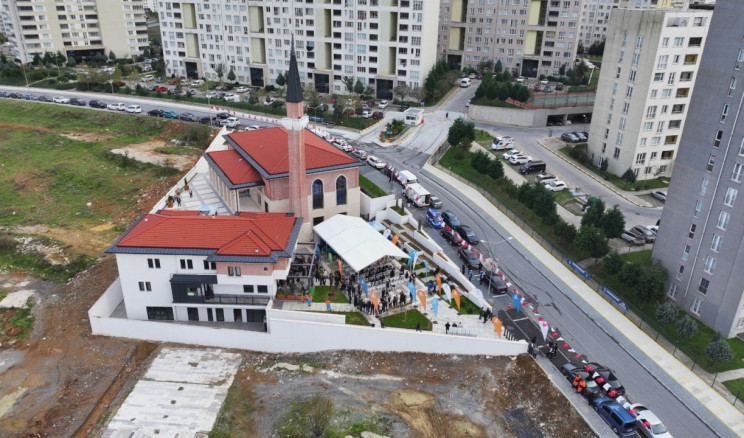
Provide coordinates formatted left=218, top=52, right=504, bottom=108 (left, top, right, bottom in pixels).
left=367, top=155, right=386, bottom=169
left=332, top=139, right=353, bottom=152
left=52, top=96, right=70, bottom=104
left=544, top=180, right=567, bottom=191
left=125, top=105, right=142, bottom=113
left=646, top=225, right=659, bottom=235
left=509, top=154, right=532, bottom=165
left=516, top=76, right=525, bottom=83
left=378, top=100, right=389, bottom=109
left=107, top=103, right=126, bottom=111
left=220, top=116, right=240, bottom=128
left=235, top=86, right=249, bottom=93
left=243, top=125, right=262, bottom=131
left=465, top=99, right=471, bottom=107
left=223, top=93, right=238, bottom=100
left=502, top=149, right=522, bottom=160
left=191, top=79, right=204, bottom=86
left=626, top=404, right=672, bottom=438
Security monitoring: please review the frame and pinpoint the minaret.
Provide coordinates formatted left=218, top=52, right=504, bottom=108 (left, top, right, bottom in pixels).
left=282, top=36, right=310, bottom=232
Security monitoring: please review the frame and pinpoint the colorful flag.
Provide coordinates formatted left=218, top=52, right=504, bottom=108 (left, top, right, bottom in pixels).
left=435, top=274, right=442, bottom=292
left=417, top=289, right=427, bottom=311
left=328, top=252, right=333, bottom=265
left=337, top=259, right=343, bottom=277
left=431, top=298, right=439, bottom=318
left=309, top=286, right=315, bottom=296
left=370, top=290, right=379, bottom=311
left=407, top=282, right=416, bottom=302
left=492, top=317, right=502, bottom=338
left=392, top=234, right=400, bottom=245
left=452, top=288, right=461, bottom=311
left=442, top=283, right=452, bottom=301
left=407, top=249, right=417, bottom=266
left=359, top=278, right=368, bottom=296
left=539, top=317, right=550, bottom=341
left=511, top=292, right=521, bottom=314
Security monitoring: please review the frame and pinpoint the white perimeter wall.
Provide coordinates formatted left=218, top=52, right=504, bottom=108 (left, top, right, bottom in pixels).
left=89, top=280, right=525, bottom=356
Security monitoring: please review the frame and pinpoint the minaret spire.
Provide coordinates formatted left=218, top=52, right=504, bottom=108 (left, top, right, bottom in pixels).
left=286, top=35, right=304, bottom=104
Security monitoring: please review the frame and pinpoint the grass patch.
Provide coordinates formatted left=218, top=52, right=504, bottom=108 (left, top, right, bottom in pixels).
left=359, top=175, right=387, bottom=198
left=342, top=312, right=369, bottom=326
left=211, top=368, right=257, bottom=438
left=723, top=379, right=744, bottom=398
left=471, top=97, right=522, bottom=108
left=475, top=129, right=493, bottom=142
left=154, top=146, right=203, bottom=156
left=382, top=309, right=431, bottom=330
left=311, top=286, right=349, bottom=304
left=0, top=298, right=34, bottom=339
left=559, top=146, right=669, bottom=191
left=0, top=235, right=97, bottom=282
left=591, top=251, right=744, bottom=373
left=0, top=289, right=7, bottom=301
left=390, top=205, right=407, bottom=216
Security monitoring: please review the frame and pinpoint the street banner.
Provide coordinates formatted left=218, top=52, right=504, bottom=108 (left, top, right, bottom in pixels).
left=539, top=317, right=549, bottom=340
left=511, top=292, right=521, bottom=314
left=337, top=259, right=343, bottom=277
left=442, top=283, right=452, bottom=301
left=435, top=274, right=442, bottom=292
left=370, top=290, right=379, bottom=311
left=492, top=316, right=502, bottom=338
left=452, top=288, right=461, bottom=311
left=417, top=289, right=427, bottom=311
left=432, top=298, right=439, bottom=318
left=392, top=234, right=400, bottom=245
left=407, top=282, right=416, bottom=302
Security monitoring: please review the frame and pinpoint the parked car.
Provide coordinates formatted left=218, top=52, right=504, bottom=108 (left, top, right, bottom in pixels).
left=107, top=103, right=126, bottom=111
left=621, top=231, right=645, bottom=245
left=162, top=110, right=179, bottom=119
left=220, top=116, right=240, bottom=128
left=69, top=98, right=86, bottom=106
left=555, top=83, right=565, bottom=91
left=37, top=95, right=51, bottom=102
left=52, top=96, right=70, bottom=104
left=440, top=228, right=462, bottom=246
left=535, top=173, right=557, bottom=184
left=367, top=155, right=386, bottom=169
left=399, top=103, right=410, bottom=112
left=372, top=111, right=384, bottom=120
left=215, top=111, right=231, bottom=120
left=502, top=149, right=523, bottom=160
left=561, top=132, right=580, bottom=143
left=593, top=397, right=637, bottom=436
left=652, top=190, right=667, bottom=202
left=520, top=161, right=547, bottom=175
left=378, top=100, right=389, bottom=109
left=533, top=84, right=542, bottom=91
left=198, top=116, right=218, bottom=125
left=572, top=131, right=588, bottom=142
left=125, top=105, right=142, bottom=113
left=631, top=225, right=656, bottom=243
left=147, top=84, right=159, bottom=92
left=626, top=404, right=672, bottom=438
left=454, top=225, right=479, bottom=245
left=332, top=139, right=353, bottom=152
left=441, top=210, right=461, bottom=228
left=148, top=109, right=164, bottom=117
left=488, top=275, right=509, bottom=294
left=154, top=86, right=169, bottom=93
left=646, top=225, right=659, bottom=236
left=542, top=85, right=553, bottom=92
left=544, top=180, right=567, bottom=191
left=205, top=91, right=219, bottom=99
left=509, top=154, right=533, bottom=165
left=585, top=363, right=625, bottom=396
left=560, top=363, right=601, bottom=401
left=458, top=248, right=482, bottom=270
left=88, top=99, right=107, bottom=109
left=429, top=195, right=443, bottom=209
left=235, top=86, right=249, bottom=93
left=351, top=149, right=369, bottom=160
left=191, top=79, right=204, bottom=86
left=516, top=76, right=525, bottom=83
left=426, top=208, right=445, bottom=229
left=179, top=113, right=198, bottom=122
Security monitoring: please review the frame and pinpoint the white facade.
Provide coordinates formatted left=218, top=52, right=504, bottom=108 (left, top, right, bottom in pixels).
left=158, top=0, right=439, bottom=98
left=578, top=0, right=679, bottom=49
left=0, top=0, right=148, bottom=64
left=586, top=8, right=711, bottom=180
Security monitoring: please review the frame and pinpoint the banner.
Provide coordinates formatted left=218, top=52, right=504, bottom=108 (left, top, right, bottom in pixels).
left=431, top=298, right=439, bottom=318
left=511, top=292, right=521, bottom=314
left=407, top=249, right=417, bottom=266
left=382, top=228, right=391, bottom=239
left=370, top=290, right=379, bottom=311
left=452, top=288, right=461, bottom=311
left=417, top=289, right=427, bottom=311
left=492, top=317, right=502, bottom=338
left=359, top=278, right=368, bottom=296
left=314, top=245, right=321, bottom=261
left=539, top=317, right=550, bottom=340
left=392, top=234, right=400, bottom=245
left=442, top=283, right=452, bottom=301
left=337, top=259, right=343, bottom=277
left=309, top=286, right=315, bottom=296
left=407, top=282, right=416, bottom=302
left=435, top=274, right=442, bottom=292
left=412, top=250, right=420, bottom=269
left=328, top=252, right=333, bottom=265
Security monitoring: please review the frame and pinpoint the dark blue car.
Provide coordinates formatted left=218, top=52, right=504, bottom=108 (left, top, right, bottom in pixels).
left=426, top=208, right=444, bottom=229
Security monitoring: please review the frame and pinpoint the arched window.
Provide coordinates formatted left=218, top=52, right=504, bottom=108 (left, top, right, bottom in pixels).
left=336, top=175, right=347, bottom=205
left=312, top=179, right=324, bottom=209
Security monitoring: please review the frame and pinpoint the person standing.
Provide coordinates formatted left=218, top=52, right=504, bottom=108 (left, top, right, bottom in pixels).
left=415, top=321, right=422, bottom=332
left=479, top=271, right=485, bottom=285
left=445, top=322, right=451, bottom=334
left=468, top=269, right=473, bottom=281
left=461, top=263, right=466, bottom=274
left=325, top=299, right=331, bottom=311
left=306, top=294, right=312, bottom=307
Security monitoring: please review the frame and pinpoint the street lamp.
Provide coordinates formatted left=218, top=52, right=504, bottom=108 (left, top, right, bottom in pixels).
left=480, top=237, right=513, bottom=292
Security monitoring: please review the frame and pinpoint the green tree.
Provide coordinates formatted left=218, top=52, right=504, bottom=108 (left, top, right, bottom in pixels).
left=342, top=75, right=355, bottom=93
left=393, top=83, right=410, bottom=102
left=213, top=62, right=226, bottom=83
left=599, top=205, right=625, bottom=239
left=637, top=267, right=666, bottom=302
left=553, top=220, right=578, bottom=243
left=494, top=59, right=503, bottom=73
left=618, top=262, right=643, bottom=288
left=677, top=314, right=699, bottom=342
left=353, top=78, right=364, bottom=95
left=42, top=52, right=53, bottom=65
left=108, top=50, right=117, bottom=61
left=581, top=198, right=605, bottom=228
left=32, top=53, right=42, bottom=66
left=621, top=168, right=637, bottom=187
left=577, top=41, right=585, bottom=55
left=516, top=183, right=538, bottom=209
left=227, top=68, right=236, bottom=81
left=602, top=250, right=623, bottom=275
left=573, top=225, right=610, bottom=260
left=706, top=339, right=734, bottom=364
left=143, top=47, right=151, bottom=58
left=487, top=158, right=504, bottom=180
left=600, top=157, right=609, bottom=172
left=532, top=186, right=556, bottom=219
left=656, top=302, right=679, bottom=325
left=275, top=72, right=286, bottom=86
left=332, top=102, right=343, bottom=122
left=447, top=117, right=475, bottom=147
left=471, top=150, right=491, bottom=174
left=559, top=63, right=567, bottom=76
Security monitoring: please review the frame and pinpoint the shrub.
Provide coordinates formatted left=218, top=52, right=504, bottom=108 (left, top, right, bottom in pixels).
left=656, top=301, right=679, bottom=325
left=677, top=314, right=699, bottom=341
left=618, top=262, right=643, bottom=289
left=706, top=339, right=734, bottom=364
left=602, top=250, right=623, bottom=275
left=552, top=219, right=578, bottom=243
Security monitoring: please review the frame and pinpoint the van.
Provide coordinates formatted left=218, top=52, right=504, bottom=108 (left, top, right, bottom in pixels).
left=534, top=173, right=557, bottom=184
left=519, top=161, right=546, bottom=175
left=397, top=170, right=418, bottom=186
left=404, top=183, right=431, bottom=207
left=460, top=78, right=471, bottom=88
left=593, top=398, right=637, bottom=436
left=491, top=135, right=515, bottom=150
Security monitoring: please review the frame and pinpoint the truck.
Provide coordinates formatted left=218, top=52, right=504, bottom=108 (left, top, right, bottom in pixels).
left=491, top=135, right=515, bottom=150
left=404, top=183, right=431, bottom=207
left=396, top=170, right=418, bottom=186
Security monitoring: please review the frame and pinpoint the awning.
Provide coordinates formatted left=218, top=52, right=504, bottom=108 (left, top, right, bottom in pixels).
left=314, top=215, right=409, bottom=272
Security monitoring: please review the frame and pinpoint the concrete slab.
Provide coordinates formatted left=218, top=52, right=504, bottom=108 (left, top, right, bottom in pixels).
left=0, top=290, right=34, bottom=308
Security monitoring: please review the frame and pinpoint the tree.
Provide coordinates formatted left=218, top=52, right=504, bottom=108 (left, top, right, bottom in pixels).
left=599, top=205, right=625, bottom=239
left=600, top=157, right=609, bottom=172
left=573, top=225, right=609, bottom=260
left=706, top=338, right=734, bottom=364
left=621, top=168, right=637, bottom=187
left=487, top=158, right=504, bottom=180
left=577, top=41, right=585, bottom=55
left=581, top=198, right=605, bottom=229
left=637, top=267, right=666, bottom=302
left=332, top=102, right=343, bottom=122
left=213, top=62, right=226, bottom=83
left=227, top=68, right=236, bottom=81
left=447, top=117, right=475, bottom=147
left=471, top=150, right=491, bottom=174
left=143, top=47, right=151, bottom=58
left=342, top=75, right=355, bottom=93
left=109, top=50, right=117, bottom=61
left=43, top=52, right=53, bottom=65
left=353, top=78, right=364, bottom=95
left=275, top=72, right=286, bottom=86
left=656, top=302, right=679, bottom=325
left=602, top=250, right=623, bottom=275
left=533, top=186, right=557, bottom=219
left=618, top=262, right=643, bottom=288
left=494, top=59, right=503, bottom=73
left=676, top=314, right=699, bottom=342
left=306, top=395, right=334, bottom=437
left=393, top=83, right=410, bottom=102
left=32, top=53, right=42, bottom=66
left=67, top=55, right=77, bottom=67
left=559, top=63, right=567, bottom=76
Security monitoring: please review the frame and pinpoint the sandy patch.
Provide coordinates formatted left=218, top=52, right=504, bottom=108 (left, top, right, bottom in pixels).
left=111, top=140, right=198, bottom=171
left=59, top=132, right=113, bottom=143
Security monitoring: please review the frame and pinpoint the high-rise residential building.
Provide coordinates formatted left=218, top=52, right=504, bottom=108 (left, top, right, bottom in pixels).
left=157, top=0, right=440, bottom=98
left=652, top=0, right=744, bottom=338
left=437, top=0, right=581, bottom=78
left=586, top=7, right=711, bottom=180
left=0, top=0, right=148, bottom=64
left=578, top=0, right=675, bottom=50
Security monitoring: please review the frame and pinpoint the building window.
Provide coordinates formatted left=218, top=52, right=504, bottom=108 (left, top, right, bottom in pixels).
left=653, top=72, right=664, bottom=82
left=643, top=121, right=653, bottom=131
left=694, top=200, right=702, bottom=217
left=257, top=285, right=269, bottom=293
left=336, top=175, right=347, bottom=205
left=688, top=223, right=696, bottom=239
left=704, top=256, right=717, bottom=275
left=733, top=163, right=744, bottom=182
left=227, top=266, right=242, bottom=276
left=682, top=244, right=691, bottom=260
left=613, top=147, right=620, bottom=159
left=180, top=259, right=193, bottom=269
left=701, top=178, right=709, bottom=195
left=729, top=77, right=738, bottom=97
left=203, top=260, right=216, bottom=270
left=312, top=179, right=324, bottom=209
left=724, top=187, right=738, bottom=206
left=706, top=154, right=716, bottom=172
left=737, top=49, right=744, bottom=70
left=676, top=265, right=684, bottom=280
left=717, top=211, right=731, bottom=230
left=721, top=104, right=730, bottom=122
left=645, top=106, right=657, bottom=119
left=711, top=234, right=723, bottom=252
left=668, top=283, right=678, bottom=299
left=147, top=258, right=161, bottom=269
left=698, top=277, right=710, bottom=294
left=737, top=318, right=744, bottom=329
left=313, top=216, right=324, bottom=226
left=714, top=130, right=723, bottom=148
left=243, top=285, right=254, bottom=293
left=216, top=308, right=224, bottom=321
left=138, top=281, right=152, bottom=292
left=146, top=307, right=174, bottom=321
left=635, top=153, right=646, bottom=165
left=691, top=297, right=702, bottom=315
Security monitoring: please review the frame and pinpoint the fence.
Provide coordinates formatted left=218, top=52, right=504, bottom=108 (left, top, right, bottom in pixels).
left=427, top=141, right=744, bottom=408
left=507, top=92, right=595, bottom=109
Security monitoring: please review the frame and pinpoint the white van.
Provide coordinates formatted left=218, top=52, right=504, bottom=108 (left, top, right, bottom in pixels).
left=460, top=78, right=472, bottom=88
left=397, top=170, right=418, bottom=187
left=404, top=183, right=431, bottom=207
left=491, top=136, right=515, bottom=150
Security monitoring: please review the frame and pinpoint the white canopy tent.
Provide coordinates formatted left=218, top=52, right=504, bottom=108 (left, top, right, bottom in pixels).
left=313, top=215, right=409, bottom=272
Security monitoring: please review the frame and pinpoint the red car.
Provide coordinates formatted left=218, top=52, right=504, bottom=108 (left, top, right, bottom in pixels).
left=343, top=108, right=355, bottom=116
left=155, top=86, right=169, bottom=93
left=372, top=111, right=384, bottom=120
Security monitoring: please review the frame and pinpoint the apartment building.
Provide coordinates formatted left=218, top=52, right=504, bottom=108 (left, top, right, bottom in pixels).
left=0, top=0, right=148, bottom=64
left=157, top=0, right=439, bottom=98
left=578, top=0, right=677, bottom=49
left=652, top=0, right=744, bottom=338
left=586, top=8, right=711, bottom=180
left=437, top=0, right=581, bottom=78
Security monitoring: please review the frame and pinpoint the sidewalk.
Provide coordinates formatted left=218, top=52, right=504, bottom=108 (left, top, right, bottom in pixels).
left=425, top=162, right=744, bottom=437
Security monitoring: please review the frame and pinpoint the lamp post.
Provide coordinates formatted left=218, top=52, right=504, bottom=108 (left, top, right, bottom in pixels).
left=16, top=59, right=29, bottom=87
left=480, top=237, right=513, bottom=292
